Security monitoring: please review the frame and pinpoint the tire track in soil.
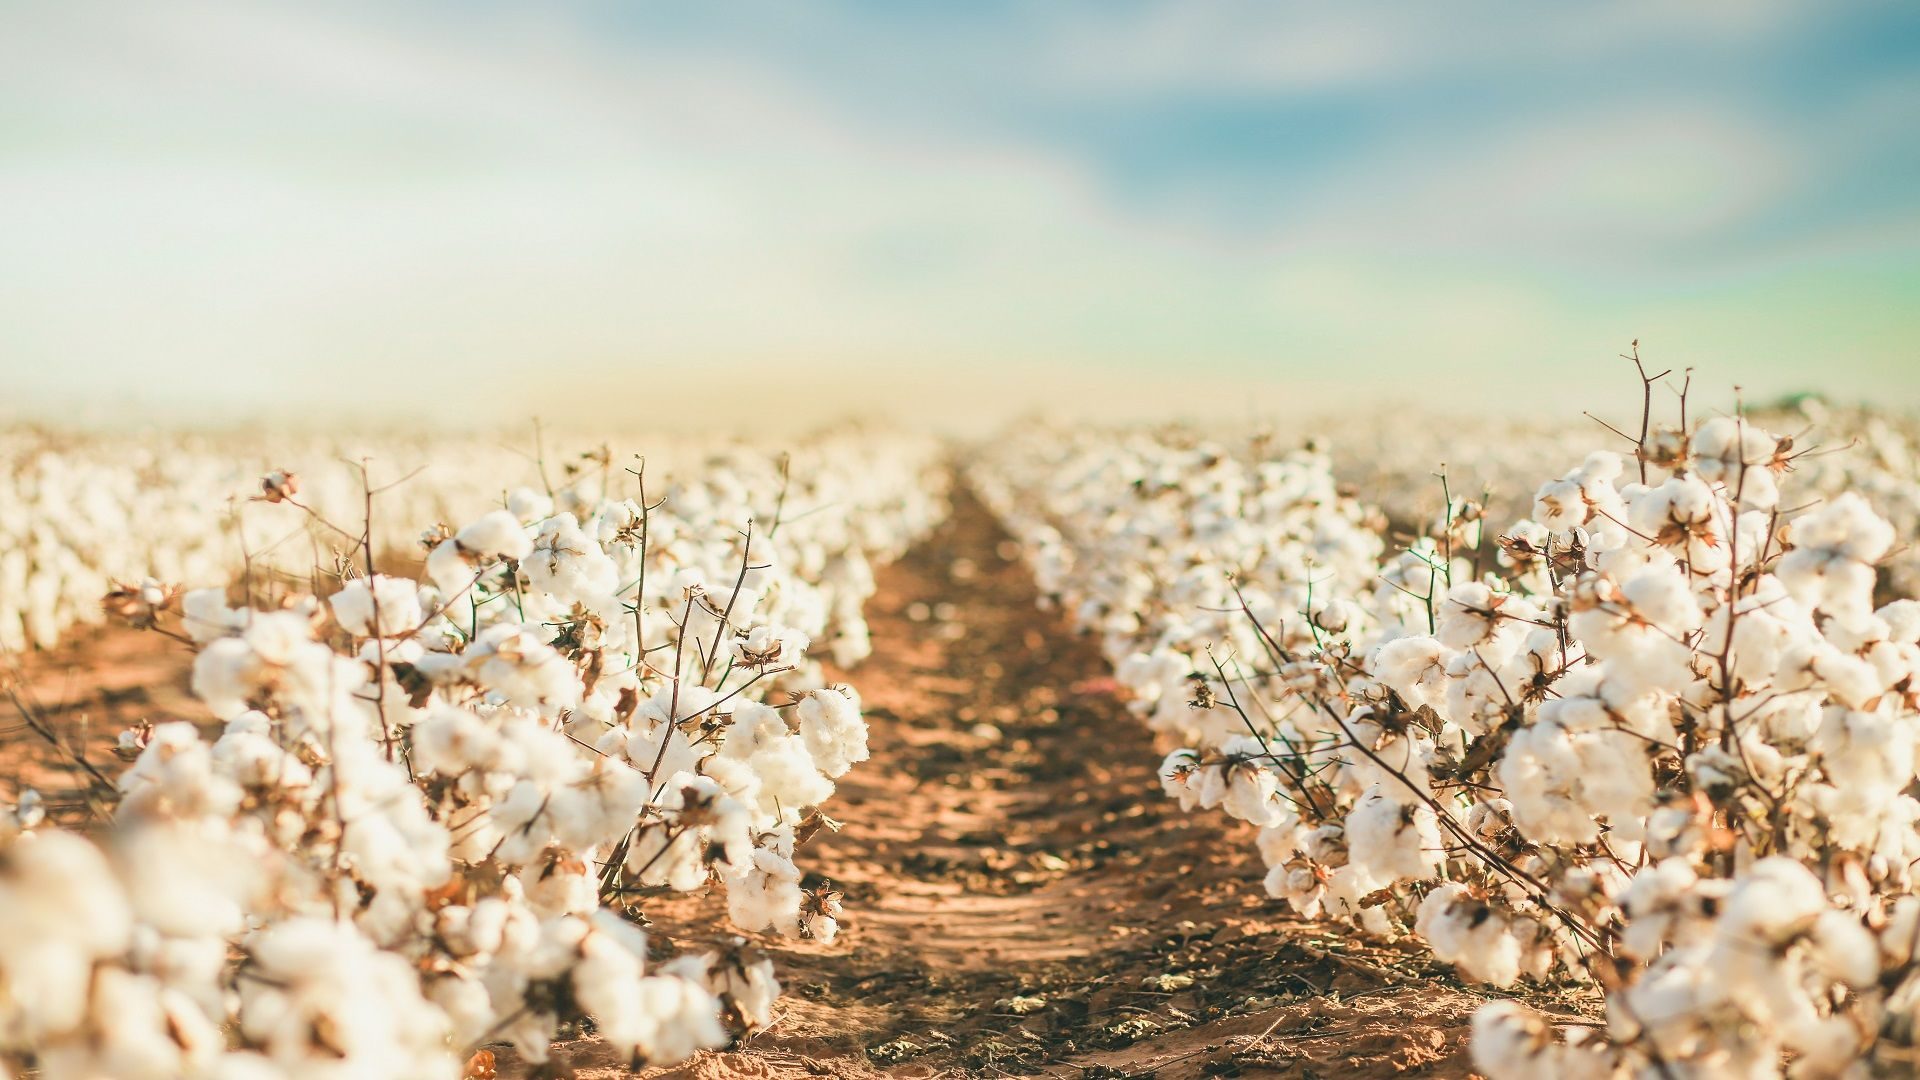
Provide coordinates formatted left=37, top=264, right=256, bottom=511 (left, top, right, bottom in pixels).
left=576, top=487, right=1494, bottom=1080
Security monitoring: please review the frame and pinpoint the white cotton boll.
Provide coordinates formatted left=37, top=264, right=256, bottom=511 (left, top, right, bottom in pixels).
left=506, top=487, right=554, bottom=523
left=1497, top=722, right=1599, bottom=846
left=1629, top=475, right=1717, bottom=545
left=181, top=587, right=246, bottom=644
left=469, top=624, right=581, bottom=711
left=1345, top=785, right=1441, bottom=884
left=1415, top=883, right=1522, bottom=987
left=548, top=760, right=649, bottom=853
left=1254, top=818, right=1304, bottom=868
left=732, top=622, right=810, bottom=670
left=62, top=969, right=225, bottom=1080
left=329, top=574, right=423, bottom=638
left=425, top=539, right=477, bottom=597
left=618, top=722, right=706, bottom=787
left=745, top=735, right=835, bottom=822
left=1217, top=758, right=1286, bottom=828
left=1372, top=635, right=1450, bottom=712
left=1809, top=909, right=1880, bottom=989
left=795, top=686, right=868, bottom=778
left=1619, top=566, right=1702, bottom=635
left=1470, top=1000, right=1554, bottom=1080
left=0, top=830, right=134, bottom=1043
left=1690, top=417, right=1782, bottom=510
left=605, top=975, right=728, bottom=1067
left=1881, top=599, right=1920, bottom=644
left=1720, top=856, right=1827, bottom=943
left=1467, top=798, right=1515, bottom=840
left=191, top=637, right=259, bottom=719
left=725, top=847, right=806, bottom=937
left=670, top=948, right=782, bottom=1033
left=1777, top=494, right=1895, bottom=622
left=522, top=857, right=599, bottom=918
left=1160, top=749, right=1206, bottom=811
left=625, top=822, right=708, bottom=892
left=524, top=514, right=620, bottom=605
left=116, top=722, right=243, bottom=822
left=425, top=973, right=495, bottom=1049
left=1438, top=582, right=1502, bottom=649
left=112, top=821, right=259, bottom=940
left=410, top=705, right=505, bottom=776
left=236, top=917, right=455, bottom=1078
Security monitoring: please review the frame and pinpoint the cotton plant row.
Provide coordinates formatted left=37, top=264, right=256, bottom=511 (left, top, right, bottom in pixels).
left=0, top=438, right=947, bottom=1079
left=1302, top=398, right=1920, bottom=596
left=976, top=404, right=1920, bottom=1077
left=0, top=428, right=942, bottom=656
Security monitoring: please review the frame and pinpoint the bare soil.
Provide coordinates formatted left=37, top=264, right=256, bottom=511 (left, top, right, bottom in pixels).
left=2, top=488, right=1571, bottom=1078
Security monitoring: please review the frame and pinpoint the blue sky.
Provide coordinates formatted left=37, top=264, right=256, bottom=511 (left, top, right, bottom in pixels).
left=1, top=1, right=1915, bottom=430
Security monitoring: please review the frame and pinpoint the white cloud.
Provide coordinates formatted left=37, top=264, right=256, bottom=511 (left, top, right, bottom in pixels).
left=0, top=0, right=1910, bottom=429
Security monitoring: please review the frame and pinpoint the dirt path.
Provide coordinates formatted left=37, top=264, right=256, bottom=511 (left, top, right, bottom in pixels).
left=3, top=488, right=1503, bottom=1078
left=575, top=489, right=1493, bottom=1079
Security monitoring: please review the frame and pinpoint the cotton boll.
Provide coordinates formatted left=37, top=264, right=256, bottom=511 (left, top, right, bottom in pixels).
left=237, top=917, right=454, bottom=1078
left=1691, top=417, right=1782, bottom=511
left=1438, top=582, right=1502, bottom=649
left=724, top=847, right=806, bottom=937
left=116, top=722, right=243, bottom=822
left=467, top=625, right=581, bottom=711
left=1415, top=883, right=1523, bottom=987
left=744, top=735, right=835, bottom=824
left=1345, top=786, right=1441, bottom=884
left=1777, top=494, right=1896, bottom=623
left=732, top=622, right=810, bottom=670
left=330, top=575, right=424, bottom=638
left=1808, top=909, right=1879, bottom=989
left=670, top=947, right=782, bottom=1036
left=506, top=488, right=554, bottom=524
left=410, top=705, right=506, bottom=777
left=794, top=687, right=868, bottom=778
left=524, top=514, right=621, bottom=606
left=180, top=587, right=246, bottom=644
left=1373, top=635, right=1451, bottom=712
left=0, top=830, right=134, bottom=1043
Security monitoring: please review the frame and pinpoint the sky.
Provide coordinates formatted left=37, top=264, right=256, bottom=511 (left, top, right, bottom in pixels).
left=1, top=1, right=1916, bottom=432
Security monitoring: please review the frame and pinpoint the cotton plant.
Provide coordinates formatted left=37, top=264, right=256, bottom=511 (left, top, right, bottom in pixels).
left=976, top=390, right=1920, bottom=1077
left=0, top=429, right=949, bottom=658
left=0, top=438, right=947, bottom=1079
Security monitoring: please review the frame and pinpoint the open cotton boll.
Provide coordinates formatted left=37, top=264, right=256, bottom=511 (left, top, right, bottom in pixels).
left=506, top=487, right=554, bottom=523
left=180, top=587, right=246, bottom=644
left=0, top=830, right=135, bottom=1044
left=725, top=847, right=807, bottom=938
left=409, top=704, right=507, bottom=776
left=329, top=574, right=424, bottom=638
left=1690, top=417, right=1783, bottom=510
left=1777, top=494, right=1895, bottom=623
left=1344, top=785, right=1441, bottom=884
left=666, top=948, right=782, bottom=1035
left=116, top=722, right=243, bottom=822
left=1415, top=883, right=1523, bottom=988
left=732, top=622, right=810, bottom=670
left=236, top=917, right=455, bottom=1079
left=524, top=514, right=621, bottom=606
left=741, top=736, right=835, bottom=823
left=1372, top=635, right=1450, bottom=713
left=467, top=624, right=581, bottom=711
left=111, top=820, right=261, bottom=940
left=795, top=686, right=868, bottom=778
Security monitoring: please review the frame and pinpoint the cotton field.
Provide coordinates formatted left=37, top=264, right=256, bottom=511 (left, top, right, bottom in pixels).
left=3, top=384, right=1920, bottom=1079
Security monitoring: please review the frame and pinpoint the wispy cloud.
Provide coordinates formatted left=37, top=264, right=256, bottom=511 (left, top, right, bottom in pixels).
left=0, top=1, right=1913, bottom=429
